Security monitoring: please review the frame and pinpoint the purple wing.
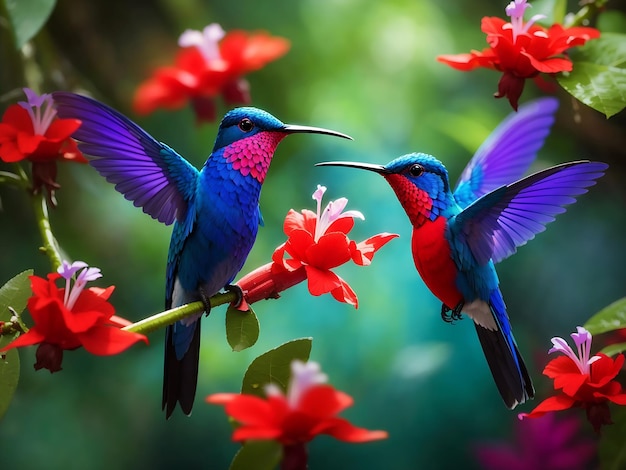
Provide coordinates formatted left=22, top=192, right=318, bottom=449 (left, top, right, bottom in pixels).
left=453, top=97, right=559, bottom=208
left=52, top=92, right=198, bottom=225
left=452, top=161, right=608, bottom=266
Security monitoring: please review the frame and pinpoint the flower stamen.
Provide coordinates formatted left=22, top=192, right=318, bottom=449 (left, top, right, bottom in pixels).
left=57, top=260, right=102, bottom=310
left=178, top=23, right=225, bottom=63
left=548, top=326, right=600, bottom=375
left=18, top=88, right=58, bottom=136
left=312, top=185, right=364, bottom=242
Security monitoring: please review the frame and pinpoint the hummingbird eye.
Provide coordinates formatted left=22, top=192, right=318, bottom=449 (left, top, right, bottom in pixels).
left=238, top=118, right=254, bottom=132
left=408, top=164, right=424, bottom=177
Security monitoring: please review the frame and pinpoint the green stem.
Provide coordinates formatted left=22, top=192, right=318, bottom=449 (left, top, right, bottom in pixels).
left=564, top=0, right=606, bottom=28
left=31, top=191, right=62, bottom=270
left=122, top=291, right=238, bottom=336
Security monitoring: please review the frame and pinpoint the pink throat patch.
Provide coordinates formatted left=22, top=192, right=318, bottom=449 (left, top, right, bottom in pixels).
left=223, top=132, right=287, bottom=183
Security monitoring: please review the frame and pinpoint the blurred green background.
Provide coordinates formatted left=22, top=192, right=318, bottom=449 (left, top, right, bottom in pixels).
left=1, top=0, right=625, bottom=468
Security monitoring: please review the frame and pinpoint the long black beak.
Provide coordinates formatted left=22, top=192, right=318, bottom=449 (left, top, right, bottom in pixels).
left=282, top=124, right=352, bottom=140
left=315, top=161, right=389, bottom=174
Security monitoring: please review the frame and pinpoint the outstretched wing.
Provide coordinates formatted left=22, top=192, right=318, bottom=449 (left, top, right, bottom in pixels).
left=453, top=97, right=559, bottom=208
left=53, top=92, right=199, bottom=225
left=451, top=161, right=608, bottom=266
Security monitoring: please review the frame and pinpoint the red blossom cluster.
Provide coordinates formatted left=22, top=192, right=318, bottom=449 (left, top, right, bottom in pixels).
left=208, top=360, right=386, bottom=467
left=0, top=88, right=86, bottom=201
left=238, top=185, right=397, bottom=307
left=520, top=327, right=626, bottom=433
left=437, top=0, right=600, bottom=110
left=0, top=261, right=147, bottom=372
left=133, top=23, right=290, bottom=123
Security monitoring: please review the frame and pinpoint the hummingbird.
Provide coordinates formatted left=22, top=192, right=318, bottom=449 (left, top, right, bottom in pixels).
left=317, top=98, right=608, bottom=408
left=52, top=92, right=351, bottom=417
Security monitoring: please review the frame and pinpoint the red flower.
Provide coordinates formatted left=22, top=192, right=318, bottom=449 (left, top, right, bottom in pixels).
left=0, top=261, right=147, bottom=372
left=133, top=23, right=290, bottom=123
left=267, top=185, right=397, bottom=307
left=208, top=360, right=386, bottom=469
left=519, top=327, right=626, bottom=433
left=0, top=88, right=86, bottom=202
left=437, top=0, right=600, bottom=110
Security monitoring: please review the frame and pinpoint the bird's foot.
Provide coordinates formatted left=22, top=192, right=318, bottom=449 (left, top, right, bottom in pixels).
left=441, top=301, right=464, bottom=323
left=198, top=287, right=212, bottom=317
left=226, top=284, right=249, bottom=311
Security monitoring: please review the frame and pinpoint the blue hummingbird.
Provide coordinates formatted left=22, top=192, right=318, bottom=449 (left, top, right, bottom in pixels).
left=52, top=92, right=351, bottom=417
left=317, top=98, right=608, bottom=408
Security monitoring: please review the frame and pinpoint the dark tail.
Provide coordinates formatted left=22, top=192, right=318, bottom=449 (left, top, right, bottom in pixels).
left=162, top=320, right=201, bottom=418
left=474, top=323, right=534, bottom=409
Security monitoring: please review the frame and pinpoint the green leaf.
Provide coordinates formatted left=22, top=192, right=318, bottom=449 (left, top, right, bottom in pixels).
left=557, top=33, right=626, bottom=118
left=597, top=10, right=626, bottom=35
left=226, top=305, right=260, bottom=352
left=599, top=406, right=626, bottom=470
left=0, top=269, right=33, bottom=322
left=229, top=440, right=282, bottom=470
left=600, top=342, right=626, bottom=357
left=0, top=348, right=20, bottom=420
left=584, top=297, right=626, bottom=335
left=4, top=0, right=57, bottom=49
left=0, top=270, right=31, bottom=420
left=241, top=338, right=313, bottom=397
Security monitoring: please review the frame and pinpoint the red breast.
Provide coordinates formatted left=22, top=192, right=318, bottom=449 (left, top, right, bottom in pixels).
left=411, top=217, right=463, bottom=309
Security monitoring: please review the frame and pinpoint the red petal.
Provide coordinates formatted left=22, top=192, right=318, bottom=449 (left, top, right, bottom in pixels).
left=305, top=232, right=351, bottom=270
left=59, top=138, right=87, bottom=163
left=88, top=285, right=115, bottom=301
left=518, top=394, right=575, bottom=419
left=544, top=356, right=581, bottom=378
left=132, top=71, right=194, bottom=115
left=242, top=33, right=290, bottom=69
left=1, top=105, right=34, bottom=133
left=272, top=243, right=303, bottom=272
left=590, top=353, right=624, bottom=386
left=0, top=140, right=26, bottom=162
left=297, top=385, right=353, bottom=419
left=29, top=274, right=60, bottom=299
left=304, top=266, right=342, bottom=296
left=206, top=393, right=238, bottom=404
left=554, top=373, right=588, bottom=397
left=351, top=233, right=398, bottom=266
left=330, top=276, right=358, bottom=308
left=0, top=328, right=46, bottom=351
left=521, top=53, right=573, bottom=74
left=283, top=209, right=315, bottom=237
left=326, top=217, right=354, bottom=235
left=78, top=326, right=147, bottom=355
left=107, top=315, right=132, bottom=327
left=232, top=426, right=283, bottom=442
left=17, top=131, right=44, bottom=155
left=63, top=289, right=115, bottom=333
left=598, top=391, right=626, bottom=406
left=215, top=393, right=284, bottom=427
left=175, top=47, right=209, bottom=72
left=284, top=230, right=315, bottom=264
left=220, top=31, right=290, bottom=74
left=45, top=119, right=82, bottom=141
left=312, top=417, right=388, bottom=442
left=480, top=17, right=508, bottom=36
left=436, top=52, right=495, bottom=71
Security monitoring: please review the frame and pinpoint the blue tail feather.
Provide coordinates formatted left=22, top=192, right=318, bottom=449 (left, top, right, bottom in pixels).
left=474, top=289, right=533, bottom=409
